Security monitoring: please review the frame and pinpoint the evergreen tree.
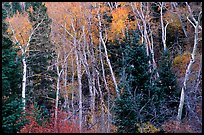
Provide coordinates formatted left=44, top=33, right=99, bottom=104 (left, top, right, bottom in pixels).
left=11, top=2, right=22, bottom=14
left=155, top=50, right=179, bottom=114
left=2, top=5, right=27, bottom=133
left=157, top=50, right=178, bottom=98
left=27, top=2, right=56, bottom=109
left=113, top=83, right=138, bottom=133
left=2, top=2, right=23, bottom=18
left=113, top=30, right=155, bottom=133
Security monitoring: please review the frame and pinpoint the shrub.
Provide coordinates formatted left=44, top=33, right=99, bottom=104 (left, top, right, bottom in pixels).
left=19, top=104, right=79, bottom=133
left=137, top=122, right=160, bottom=133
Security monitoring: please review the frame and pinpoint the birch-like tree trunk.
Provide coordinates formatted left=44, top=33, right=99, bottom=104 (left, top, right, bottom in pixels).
left=7, top=19, right=43, bottom=111
left=22, top=56, right=27, bottom=110
left=71, top=21, right=83, bottom=131
left=96, top=70, right=105, bottom=133
left=130, top=2, right=159, bottom=78
left=20, top=2, right=25, bottom=12
left=54, top=52, right=63, bottom=132
left=80, top=25, right=96, bottom=128
left=71, top=53, right=75, bottom=112
left=97, top=6, right=119, bottom=98
left=75, top=46, right=83, bottom=132
left=63, top=60, right=69, bottom=110
left=160, top=2, right=172, bottom=52
left=177, top=4, right=202, bottom=121
left=99, top=40, right=111, bottom=133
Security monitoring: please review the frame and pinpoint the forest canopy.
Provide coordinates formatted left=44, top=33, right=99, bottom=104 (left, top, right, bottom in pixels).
left=2, top=2, right=202, bottom=133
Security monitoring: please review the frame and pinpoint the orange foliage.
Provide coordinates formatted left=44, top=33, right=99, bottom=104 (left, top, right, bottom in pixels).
left=6, top=11, right=32, bottom=46
left=109, top=6, right=135, bottom=41
left=45, top=2, right=98, bottom=49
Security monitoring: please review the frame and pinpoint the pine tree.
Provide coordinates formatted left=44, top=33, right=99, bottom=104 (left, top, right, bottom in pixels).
left=155, top=50, right=179, bottom=115
left=27, top=2, right=56, bottom=110
left=157, top=50, right=178, bottom=98
left=2, top=5, right=27, bottom=133
left=113, top=30, right=154, bottom=133
left=113, top=84, right=138, bottom=133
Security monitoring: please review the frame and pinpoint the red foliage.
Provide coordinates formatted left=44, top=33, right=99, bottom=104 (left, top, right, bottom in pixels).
left=19, top=104, right=80, bottom=133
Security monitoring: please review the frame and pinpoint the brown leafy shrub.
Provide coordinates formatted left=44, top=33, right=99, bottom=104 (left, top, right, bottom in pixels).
left=173, top=52, right=191, bottom=77
left=161, top=120, right=195, bottom=133
left=137, top=122, right=160, bottom=133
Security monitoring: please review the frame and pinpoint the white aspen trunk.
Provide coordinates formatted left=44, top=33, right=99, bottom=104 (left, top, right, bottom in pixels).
left=97, top=9, right=119, bottom=98
left=107, top=2, right=113, bottom=11
left=68, top=16, right=83, bottom=132
left=140, top=3, right=150, bottom=57
left=131, top=2, right=149, bottom=56
left=75, top=48, right=82, bottom=132
left=22, top=55, right=27, bottom=111
left=160, top=2, right=167, bottom=52
left=96, top=70, right=105, bottom=133
left=87, top=13, right=99, bottom=127
left=7, top=15, right=43, bottom=112
left=91, top=69, right=96, bottom=128
left=146, top=2, right=159, bottom=78
left=177, top=9, right=202, bottom=121
left=55, top=52, right=63, bottom=133
left=195, top=55, right=202, bottom=92
left=131, top=2, right=159, bottom=78
left=71, top=53, right=75, bottom=112
left=64, top=61, right=69, bottom=110
left=54, top=70, right=62, bottom=132
left=73, top=32, right=83, bottom=132
left=81, top=25, right=95, bottom=127
left=20, top=2, right=25, bottom=12
left=99, top=38, right=110, bottom=133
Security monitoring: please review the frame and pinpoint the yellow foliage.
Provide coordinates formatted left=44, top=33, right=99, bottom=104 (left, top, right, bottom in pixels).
left=137, top=122, right=160, bottom=133
left=173, top=52, right=191, bottom=77
left=109, top=6, right=136, bottom=41
left=173, top=52, right=191, bottom=66
left=6, top=12, right=32, bottom=46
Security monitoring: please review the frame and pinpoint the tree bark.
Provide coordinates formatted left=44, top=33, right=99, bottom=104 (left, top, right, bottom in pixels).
left=22, top=56, right=27, bottom=110
left=80, top=25, right=95, bottom=128
left=99, top=40, right=110, bottom=133
left=97, top=7, right=119, bottom=98
left=160, top=2, right=168, bottom=52
left=177, top=7, right=202, bottom=121
left=71, top=53, right=75, bottom=112
left=72, top=26, right=83, bottom=132
left=96, top=70, right=105, bottom=133
left=54, top=52, right=63, bottom=132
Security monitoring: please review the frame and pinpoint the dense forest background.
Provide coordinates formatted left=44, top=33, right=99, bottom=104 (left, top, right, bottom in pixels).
left=2, top=2, right=202, bottom=133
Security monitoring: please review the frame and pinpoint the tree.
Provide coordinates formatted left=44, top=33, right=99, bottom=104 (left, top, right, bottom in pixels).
left=27, top=2, right=56, bottom=106
left=157, top=50, right=179, bottom=102
left=2, top=4, right=27, bottom=133
left=113, top=31, right=154, bottom=133
left=177, top=2, right=202, bottom=122
left=113, top=84, right=138, bottom=133
left=150, top=50, right=179, bottom=126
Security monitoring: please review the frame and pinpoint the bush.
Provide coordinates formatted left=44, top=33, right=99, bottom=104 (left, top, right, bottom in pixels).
left=137, top=122, right=160, bottom=133
left=19, top=104, right=79, bottom=133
